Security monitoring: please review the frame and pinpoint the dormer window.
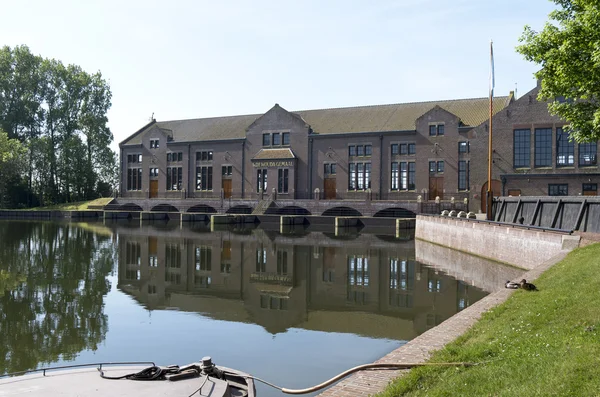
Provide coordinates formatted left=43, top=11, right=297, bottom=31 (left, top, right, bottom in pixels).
left=150, top=139, right=160, bottom=148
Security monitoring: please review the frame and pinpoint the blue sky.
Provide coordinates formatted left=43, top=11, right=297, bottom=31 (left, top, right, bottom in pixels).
left=2, top=0, right=556, bottom=151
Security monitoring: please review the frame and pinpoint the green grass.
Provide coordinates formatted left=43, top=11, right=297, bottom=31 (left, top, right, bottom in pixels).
left=27, top=197, right=113, bottom=211
left=377, top=243, right=600, bottom=397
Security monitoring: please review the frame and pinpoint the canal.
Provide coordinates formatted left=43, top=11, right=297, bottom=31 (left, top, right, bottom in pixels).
left=0, top=220, right=509, bottom=396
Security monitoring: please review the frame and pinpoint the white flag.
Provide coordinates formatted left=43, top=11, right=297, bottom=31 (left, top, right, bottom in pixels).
left=489, top=40, right=495, bottom=98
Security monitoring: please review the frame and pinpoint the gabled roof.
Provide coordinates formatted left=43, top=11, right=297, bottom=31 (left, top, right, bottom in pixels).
left=121, top=95, right=512, bottom=146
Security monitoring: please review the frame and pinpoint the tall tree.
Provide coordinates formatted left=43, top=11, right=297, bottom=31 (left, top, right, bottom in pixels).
left=0, top=129, right=26, bottom=208
left=517, top=0, right=600, bottom=142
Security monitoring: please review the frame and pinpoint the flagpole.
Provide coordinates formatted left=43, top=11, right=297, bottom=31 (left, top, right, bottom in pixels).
left=487, top=40, right=494, bottom=220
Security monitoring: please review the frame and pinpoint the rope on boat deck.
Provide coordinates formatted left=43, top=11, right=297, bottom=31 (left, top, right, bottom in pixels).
left=242, top=362, right=478, bottom=395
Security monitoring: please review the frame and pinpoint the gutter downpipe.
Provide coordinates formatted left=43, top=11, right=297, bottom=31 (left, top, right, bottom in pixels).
left=241, top=141, right=245, bottom=199
left=379, top=134, right=383, bottom=200
left=308, top=137, right=313, bottom=199
left=187, top=144, right=191, bottom=197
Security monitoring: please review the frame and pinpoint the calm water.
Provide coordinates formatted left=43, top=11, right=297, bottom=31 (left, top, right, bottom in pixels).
left=0, top=220, right=492, bottom=396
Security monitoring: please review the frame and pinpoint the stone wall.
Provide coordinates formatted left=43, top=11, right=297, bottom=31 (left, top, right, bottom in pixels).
left=415, top=215, right=579, bottom=269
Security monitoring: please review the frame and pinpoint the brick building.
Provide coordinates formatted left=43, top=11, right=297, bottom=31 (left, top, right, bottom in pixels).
left=119, top=83, right=599, bottom=214
left=470, top=82, right=599, bottom=213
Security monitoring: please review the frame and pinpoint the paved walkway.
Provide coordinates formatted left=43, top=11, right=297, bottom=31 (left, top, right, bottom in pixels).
left=317, top=251, right=570, bottom=397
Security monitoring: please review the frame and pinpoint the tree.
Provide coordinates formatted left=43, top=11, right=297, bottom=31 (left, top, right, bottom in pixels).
left=0, top=129, right=26, bottom=208
left=517, top=0, right=600, bottom=142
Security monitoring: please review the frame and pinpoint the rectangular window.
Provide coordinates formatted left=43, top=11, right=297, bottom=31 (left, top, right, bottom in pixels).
left=437, top=125, right=445, bottom=136
left=166, top=167, right=182, bottom=190
left=400, top=144, right=408, bottom=155
left=365, top=145, right=372, bottom=156
left=408, top=162, right=415, bottom=190
left=437, top=161, right=444, bottom=173
left=272, top=133, right=281, bottom=146
left=391, top=162, right=399, bottom=190
left=178, top=152, right=183, bottom=161
left=256, top=169, right=267, bottom=192
left=535, top=128, right=552, bottom=167
left=149, top=167, right=159, bottom=177
left=196, top=150, right=213, bottom=162
left=277, top=169, right=289, bottom=193
left=349, top=145, right=356, bottom=156
left=400, top=162, right=408, bottom=190
left=348, top=162, right=371, bottom=191
left=391, top=144, right=399, bottom=156
left=357, top=145, right=364, bottom=156
left=458, top=161, right=469, bottom=190
left=349, top=163, right=356, bottom=190
left=150, top=139, right=159, bottom=148
left=167, top=153, right=171, bottom=162
left=167, top=152, right=182, bottom=162
left=458, top=141, right=469, bottom=153
left=222, top=165, right=232, bottom=176
left=583, top=183, right=597, bottom=196
left=195, top=166, right=213, bottom=191
left=556, top=127, right=574, bottom=166
left=514, top=129, right=531, bottom=168
left=127, top=168, right=142, bottom=191
left=429, top=125, right=436, bottom=136
left=324, top=163, right=336, bottom=176
left=262, top=134, right=270, bottom=146
left=549, top=184, right=568, bottom=196
left=429, top=161, right=436, bottom=173
left=408, top=143, right=416, bottom=155
left=579, top=142, right=598, bottom=166
left=282, top=132, right=290, bottom=145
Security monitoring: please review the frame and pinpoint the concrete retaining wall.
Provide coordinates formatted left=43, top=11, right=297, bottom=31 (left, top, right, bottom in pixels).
left=415, top=215, right=580, bottom=269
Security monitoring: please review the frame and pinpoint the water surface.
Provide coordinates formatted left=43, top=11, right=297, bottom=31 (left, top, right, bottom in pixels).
left=0, top=220, right=492, bottom=396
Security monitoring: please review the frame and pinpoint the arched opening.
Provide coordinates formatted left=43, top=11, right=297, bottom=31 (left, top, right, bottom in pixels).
left=373, top=207, right=416, bottom=218
left=271, top=206, right=311, bottom=215
left=321, top=206, right=363, bottom=217
left=120, top=203, right=143, bottom=212
left=226, top=205, right=253, bottom=214
left=187, top=204, right=218, bottom=213
left=150, top=204, right=179, bottom=212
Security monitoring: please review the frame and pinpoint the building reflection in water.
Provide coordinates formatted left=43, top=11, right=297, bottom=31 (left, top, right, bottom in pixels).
left=117, top=223, right=489, bottom=341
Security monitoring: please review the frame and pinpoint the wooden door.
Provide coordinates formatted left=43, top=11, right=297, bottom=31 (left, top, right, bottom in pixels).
left=428, top=177, right=444, bottom=200
left=481, top=179, right=502, bottom=213
left=324, top=178, right=336, bottom=199
left=149, top=180, right=158, bottom=198
left=222, top=179, right=232, bottom=198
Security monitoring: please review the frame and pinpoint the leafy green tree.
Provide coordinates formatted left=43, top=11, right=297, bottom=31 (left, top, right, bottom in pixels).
left=0, top=129, right=26, bottom=208
left=517, top=0, right=600, bottom=142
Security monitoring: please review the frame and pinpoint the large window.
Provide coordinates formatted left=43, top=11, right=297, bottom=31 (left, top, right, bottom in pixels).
left=127, top=168, right=142, bottom=191
left=348, top=162, right=371, bottom=191
left=556, top=127, right=574, bottom=166
left=549, top=184, right=568, bottom=196
left=195, top=166, right=213, bottom=191
left=166, top=167, right=182, bottom=190
left=458, top=161, right=469, bottom=190
left=579, top=142, right=598, bottom=166
left=391, top=162, right=415, bottom=190
left=513, top=129, right=531, bottom=168
left=458, top=141, right=469, bottom=153
left=535, top=128, right=552, bottom=167
left=277, top=169, right=289, bottom=193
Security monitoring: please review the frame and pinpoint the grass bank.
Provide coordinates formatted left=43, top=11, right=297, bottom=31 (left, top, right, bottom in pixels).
left=377, top=243, right=600, bottom=397
left=27, top=197, right=113, bottom=211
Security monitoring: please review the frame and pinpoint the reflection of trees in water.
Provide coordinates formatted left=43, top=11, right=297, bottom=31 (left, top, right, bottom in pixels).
left=0, top=221, right=114, bottom=375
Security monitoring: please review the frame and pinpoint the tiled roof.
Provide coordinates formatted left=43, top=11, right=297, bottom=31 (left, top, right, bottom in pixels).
left=252, top=148, right=296, bottom=160
left=122, top=96, right=511, bottom=145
